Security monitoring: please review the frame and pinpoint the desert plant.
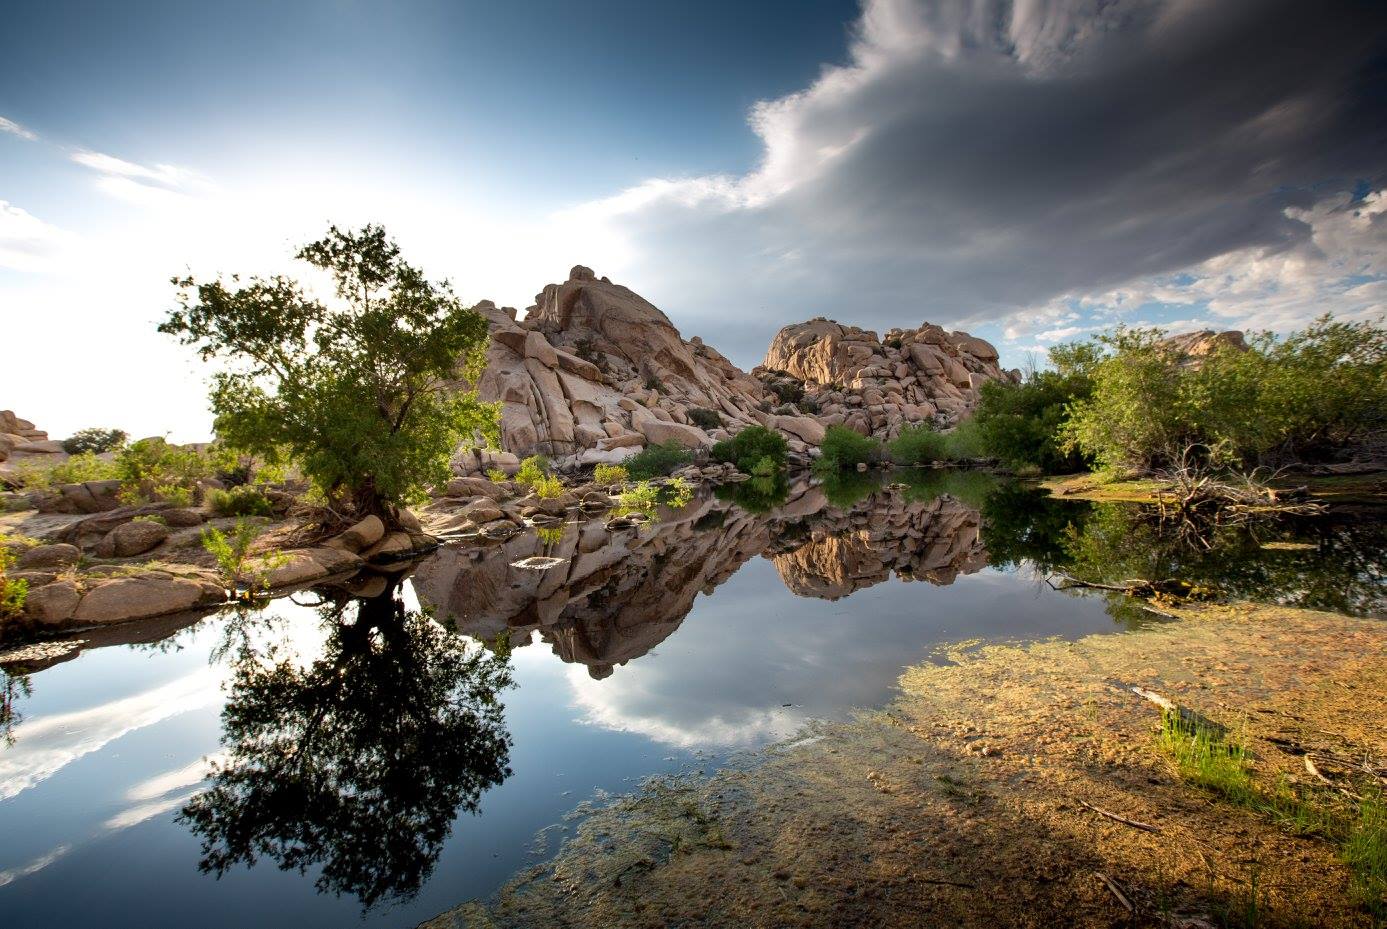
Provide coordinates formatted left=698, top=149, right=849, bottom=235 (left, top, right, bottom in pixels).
left=592, top=463, right=629, bottom=485
left=616, top=477, right=693, bottom=515
left=207, top=485, right=276, bottom=518
left=14, top=451, right=120, bottom=489
left=530, top=475, right=565, bottom=499
left=888, top=424, right=951, bottom=465
left=625, top=441, right=693, bottom=480
left=201, top=519, right=283, bottom=592
left=484, top=468, right=508, bottom=483
left=815, top=425, right=883, bottom=471
left=61, top=427, right=128, bottom=455
left=0, top=535, right=28, bottom=619
left=115, top=437, right=213, bottom=504
left=687, top=408, right=723, bottom=430
left=514, top=455, right=549, bottom=489
left=709, top=425, right=788, bottom=474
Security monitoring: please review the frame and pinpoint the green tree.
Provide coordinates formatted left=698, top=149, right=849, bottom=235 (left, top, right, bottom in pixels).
left=969, top=368, right=1093, bottom=473
left=160, top=224, right=498, bottom=524
left=710, top=425, right=789, bottom=474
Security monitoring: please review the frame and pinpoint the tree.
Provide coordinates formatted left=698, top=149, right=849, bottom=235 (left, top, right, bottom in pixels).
left=160, top=224, right=498, bottom=523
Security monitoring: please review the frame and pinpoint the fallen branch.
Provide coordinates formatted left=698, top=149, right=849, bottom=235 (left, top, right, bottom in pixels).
left=1093, top=871, right=1134, bottom=912
left=1079, top=800, right=1161, bottom=833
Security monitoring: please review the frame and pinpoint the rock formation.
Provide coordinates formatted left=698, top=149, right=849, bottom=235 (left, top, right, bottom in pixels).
left=459, top=266, right=788, bottom=473
left=1159, top=329, right=1247, bottom=368
left=0, top=410, right=65, bottom=474
left=756, top=319, right=1018, bottom=438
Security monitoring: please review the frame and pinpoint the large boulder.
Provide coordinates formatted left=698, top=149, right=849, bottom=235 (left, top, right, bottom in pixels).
left=94, top=520, right=170, bottom=558
left=17, top=543, right=81, bottom=570
left=72, top=574, right=225, bottom=624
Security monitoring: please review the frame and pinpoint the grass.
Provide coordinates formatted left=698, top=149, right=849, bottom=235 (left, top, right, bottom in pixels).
left=1157, top=709, right=1386, bottom=917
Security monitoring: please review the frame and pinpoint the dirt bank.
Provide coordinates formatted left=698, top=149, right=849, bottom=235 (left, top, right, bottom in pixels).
left=426, top=601, right=1386, bottom=928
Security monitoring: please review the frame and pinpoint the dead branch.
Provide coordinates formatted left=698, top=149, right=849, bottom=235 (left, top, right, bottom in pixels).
left=1079, top=800, right=1161, bottom=833
left=1093, top=871, right=1134, bottom=912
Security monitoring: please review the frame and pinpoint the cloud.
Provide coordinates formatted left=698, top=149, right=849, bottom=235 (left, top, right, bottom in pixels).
left=552, top=0, right=1387, bottom=365
left=0, top=200, right=73, bottom=272
left=70, top=149, right=210, bottom=205
left=0, top=115, right=38, bottom=141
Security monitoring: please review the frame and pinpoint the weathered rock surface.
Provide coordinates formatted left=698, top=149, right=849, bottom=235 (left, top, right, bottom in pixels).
left=71, top=574, right=225, bottom=624
left=94, top=520, right=170, bottom=558
left=457, top=267, right=775, bottom=472
left=0, top=410, right=61, bottom=467
left=17, top=543, right=81, bottom=570
left=757, top=319, right=1018, bottom=437
left=1159, top=329, right=1247, bottom=368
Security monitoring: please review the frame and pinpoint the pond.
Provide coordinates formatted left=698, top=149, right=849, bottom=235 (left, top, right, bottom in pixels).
left=1, top=473, right=1382, bottom=928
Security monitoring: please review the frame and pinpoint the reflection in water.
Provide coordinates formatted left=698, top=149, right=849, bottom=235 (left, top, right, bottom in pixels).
left=177, top=586, right=514, bottom=910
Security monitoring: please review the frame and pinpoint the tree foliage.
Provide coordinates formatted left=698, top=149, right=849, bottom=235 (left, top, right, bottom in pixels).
left=968, top=369, right=1094, bottom=473
left=710, top=425, right=789, bottom=474
left=814, top=425, right=884, bottom=471
left=160, top=224, right=498, bottom=521
left=1060, top=316, right=1387, bottom=473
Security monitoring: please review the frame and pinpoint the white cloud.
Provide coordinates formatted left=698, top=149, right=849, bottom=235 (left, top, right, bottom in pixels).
left=0, top=115, right=38, bottom=141
left=70, top=149, right=211, bottom=204
left=0, top=200, right=73, bottom=272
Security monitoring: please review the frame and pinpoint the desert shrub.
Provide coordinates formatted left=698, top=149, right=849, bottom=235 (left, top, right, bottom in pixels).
left=643, top=373, right=664, bottom=392
left=767, top=380, right=804, bottom=406
left=201, top=519, right=282, bottom=592
left=888, top=424, right=951, bottom=465
left=625, top=441, right=693, bottom=480
left=687, top=408, right=723, bottom=430
left=115, top=438, right=212, bottom=505
left=1062, top=316, right=1387, bottom=473
left=616, top=477, right=693, bottom=515
left=514, top=455, right=549, bottom=489
left=208, top=485, right=276, bottom=517
left=531, top=475, right=564, bottom=499
left=709, top=425, right=788, bottom=474
left=484, top=468, right=508, bottom=483
left=0, top=535, right=28, bottom=619
left=796, top=396, right=821, bottom=415
left=61, top=427, right=127, bottom=455
left=815, top=425, right=883, bottom=471
left=592, top=463, right=629, bottom=485
left=14, top=451, right=120, bottom=489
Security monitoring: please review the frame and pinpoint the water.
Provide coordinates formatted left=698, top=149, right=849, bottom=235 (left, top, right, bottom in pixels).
left=1, top=474, right=1381, bottom=927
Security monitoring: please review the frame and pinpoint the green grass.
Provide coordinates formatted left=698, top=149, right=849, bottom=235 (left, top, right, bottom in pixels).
left=1157, top=709, right=1386, bottom=918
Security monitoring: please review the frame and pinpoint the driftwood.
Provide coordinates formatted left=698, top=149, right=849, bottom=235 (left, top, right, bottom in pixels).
left=1130, top=686, right=1228, bottom=739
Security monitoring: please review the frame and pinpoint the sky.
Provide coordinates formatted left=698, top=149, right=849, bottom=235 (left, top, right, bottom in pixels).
left=2, top=0, right=1385, bottom=441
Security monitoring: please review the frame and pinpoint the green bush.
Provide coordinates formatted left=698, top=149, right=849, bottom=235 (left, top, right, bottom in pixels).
left=625, top=441, right=693, bottom=480
left=207, top=485, right=276, bottom=517
left=709, top=425, right=788, bottom=474
left=815, top=425, right=883, bottom=471
left=687, top=408, right=723, bottom=430
left=592, top=463, right=629, bottom=485
left=514, top=455, right=549, bottom=489
left=968, top=370, right=1093, bottom=473
left=114, top=438, right=213, bottom=505
left=61, top=427, right=127, bottom=455
left=888, top=424, right=951, bottom=465
left=766, top=379, right=804, bottom=406
left=14, top=451, right=120, bottom=489
left=1061, top=316, right=1387, bottom=472
left=484, top=468, right=508, bottom=483
left=531, top=475, right=564, bottom=499
left=0, top=535, right=28, bottom=619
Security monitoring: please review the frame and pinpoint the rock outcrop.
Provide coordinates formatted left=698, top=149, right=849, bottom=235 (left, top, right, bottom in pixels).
left=756, top=319, right=1017, bottom=438
left=458, top=266, right=775, bottom=473
left=1159, top=329, right=1247, bottom=368
left=0, top=410, right=65, bottom=471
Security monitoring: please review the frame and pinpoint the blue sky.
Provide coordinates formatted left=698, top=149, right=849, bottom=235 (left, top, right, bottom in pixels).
left=3, top=0, right=1385, bottom=439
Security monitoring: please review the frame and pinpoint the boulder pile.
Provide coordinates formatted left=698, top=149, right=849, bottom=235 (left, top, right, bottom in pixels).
left=756, top=319, right=1018, bottom=439
left=0, top=410, right=66, bottom=472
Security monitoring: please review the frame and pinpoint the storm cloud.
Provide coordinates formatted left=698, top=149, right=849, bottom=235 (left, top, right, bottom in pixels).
left=576, top=0, right=1387, bottom=360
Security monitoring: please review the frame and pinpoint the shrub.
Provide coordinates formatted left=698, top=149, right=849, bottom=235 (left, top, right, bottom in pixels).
left=208, top=485, right=276, bottom=517
left=531, top=475, right=564, bottom=499
left=484, top=468, right=508, bottom=483
left=62, top=427, right=127, bottom=455
left=115, top=437, right=213, bottom=504
left=815, top=425, right=883, bottom=471
left=14, top=451, right=120, bottom=489
left=796, top=396, right=821, bottom=415
left=201, top=519, right=281, bottom=592
left=968, top=370, right=1093, bottom=473
left=0, top=535, right=28, bottom=619
left=687, top=408, right=722, bottom=430
left=625, top=441, right=693, bottom=480
left=643, top=373, right=664, bottom=392
left=514, top=455, right=549, bottom=489
left=767, top=380, right=804, bottom=406
left=888, top=424, right=951, bottom=465
left=709, top=425, right=788, bottom=474
left=1061, top=316, right=1387, bottom=473
left=616, top=477, right=693, bottom=515
left=592, top=463, right=629, bottom=485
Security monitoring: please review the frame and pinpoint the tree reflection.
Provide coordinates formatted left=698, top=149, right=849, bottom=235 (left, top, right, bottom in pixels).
left=179, top=584, right=514, bottom=909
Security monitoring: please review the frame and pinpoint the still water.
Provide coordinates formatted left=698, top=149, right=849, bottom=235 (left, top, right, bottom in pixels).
left=1, top=474, right=1381, bottom=927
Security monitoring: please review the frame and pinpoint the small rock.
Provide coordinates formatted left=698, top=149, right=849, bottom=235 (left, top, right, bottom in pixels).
left=17, top=543, right=81, bottom=570
left=95, top=520, right=170, bottom=558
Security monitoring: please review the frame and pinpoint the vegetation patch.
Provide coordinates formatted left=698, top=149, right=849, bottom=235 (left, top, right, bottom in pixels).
left=710, top=425, right=788, bottom=474
left=814, top=424, right=883, bottom=471
left=625, top=441, right=693, bottom=480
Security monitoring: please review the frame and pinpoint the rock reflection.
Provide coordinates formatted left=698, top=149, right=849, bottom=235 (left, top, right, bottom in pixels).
left=413, top=478, right=995, bottom=678
left=178, top=584, right=514, bottom=910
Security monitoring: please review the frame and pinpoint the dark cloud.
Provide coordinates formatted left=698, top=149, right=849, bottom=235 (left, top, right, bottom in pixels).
left=591, top=0, right=1387, bottom=362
